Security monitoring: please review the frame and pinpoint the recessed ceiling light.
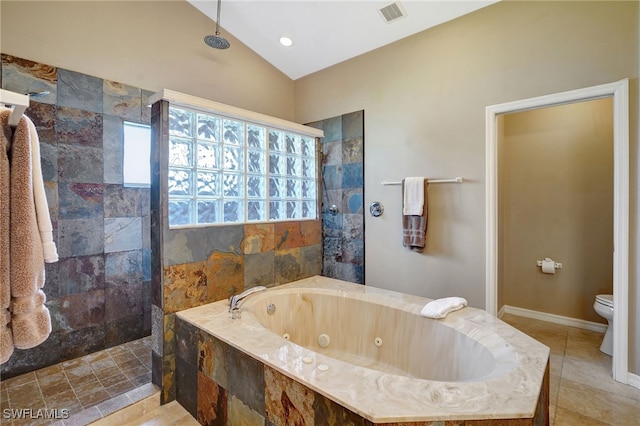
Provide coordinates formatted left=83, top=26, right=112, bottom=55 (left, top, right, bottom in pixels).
left=279, top=37, right=293, bottom=47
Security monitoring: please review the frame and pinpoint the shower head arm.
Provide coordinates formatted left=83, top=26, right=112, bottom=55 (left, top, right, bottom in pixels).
left=215, top=0, right=222, bottom=35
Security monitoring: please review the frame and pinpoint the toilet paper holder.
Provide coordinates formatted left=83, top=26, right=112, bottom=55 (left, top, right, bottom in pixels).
left=536, top=257, right=563, bottom=269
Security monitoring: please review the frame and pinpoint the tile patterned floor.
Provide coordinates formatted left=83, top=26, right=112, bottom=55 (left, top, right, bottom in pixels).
left=502, top=313, right=640, bottom=425
left=0, top=336, right=154, bottom=425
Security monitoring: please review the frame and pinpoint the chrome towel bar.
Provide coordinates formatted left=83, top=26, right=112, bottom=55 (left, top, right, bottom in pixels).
left=381, top=177, right=463, bottom=185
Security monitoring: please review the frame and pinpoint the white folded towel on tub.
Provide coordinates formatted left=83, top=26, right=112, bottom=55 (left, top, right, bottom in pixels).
left=420, top=297, right=467, bottom=319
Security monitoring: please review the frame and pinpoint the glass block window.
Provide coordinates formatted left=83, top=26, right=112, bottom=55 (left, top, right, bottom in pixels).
left=167, top=106, right=317, bottom=227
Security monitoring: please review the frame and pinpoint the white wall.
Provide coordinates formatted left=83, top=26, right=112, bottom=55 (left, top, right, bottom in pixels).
left=294, top=1, right=639, bottom=373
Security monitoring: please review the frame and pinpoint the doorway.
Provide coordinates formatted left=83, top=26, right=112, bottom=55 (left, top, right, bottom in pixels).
left=485, top=79, right=630, bottom=383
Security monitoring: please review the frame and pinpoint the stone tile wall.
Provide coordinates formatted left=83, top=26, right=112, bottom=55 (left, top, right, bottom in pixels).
left=175, top=317, right=548, bottom=425
left=149, top=100, right=323, bottom=404
left=0, top=54, right=152, bottom=377
left=307, top=111, right=364, bottom=284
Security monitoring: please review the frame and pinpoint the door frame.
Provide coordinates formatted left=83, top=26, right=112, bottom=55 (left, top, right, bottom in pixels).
left=485, top=79, right=629, bottom=383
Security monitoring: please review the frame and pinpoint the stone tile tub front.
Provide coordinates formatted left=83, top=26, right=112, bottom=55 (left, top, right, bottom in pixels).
left=176, top=276, right=550, bottom=424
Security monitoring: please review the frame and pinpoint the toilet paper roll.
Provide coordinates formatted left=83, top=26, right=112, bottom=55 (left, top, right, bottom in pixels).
left=541, top=259, right=555, bottom=274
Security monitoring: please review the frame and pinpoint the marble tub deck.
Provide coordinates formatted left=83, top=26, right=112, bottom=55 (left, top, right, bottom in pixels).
left=177, top=276, right=550, bottom=423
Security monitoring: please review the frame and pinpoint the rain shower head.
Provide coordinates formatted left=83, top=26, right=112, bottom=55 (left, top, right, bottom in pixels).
left=204, top=0, right=230, bottom=50
left=204, top=34, right=230, bottom=50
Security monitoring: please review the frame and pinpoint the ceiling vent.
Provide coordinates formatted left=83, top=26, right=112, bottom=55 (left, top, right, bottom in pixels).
left=378, top=2, right=407, bottom=24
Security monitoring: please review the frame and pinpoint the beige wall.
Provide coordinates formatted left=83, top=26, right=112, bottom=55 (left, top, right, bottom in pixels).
left=0, top=1, right=294, bottom=120
left=294, top=1, right=639, bottom=373
left=499, top=99, right=614, bottom=324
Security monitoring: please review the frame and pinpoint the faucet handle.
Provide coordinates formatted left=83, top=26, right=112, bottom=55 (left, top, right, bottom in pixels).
left=230, top=308, right=241, bottom=319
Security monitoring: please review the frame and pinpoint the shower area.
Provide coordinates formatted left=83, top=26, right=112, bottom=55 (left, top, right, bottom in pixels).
left=1, top=51, right=365, bottom=423
left=307, top=110, right=365, bottom=284
left=1, top=54, right=154, bottom=423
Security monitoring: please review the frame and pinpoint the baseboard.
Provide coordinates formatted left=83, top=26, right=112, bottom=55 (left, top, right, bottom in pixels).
left=499, top=305, right=607, bottom=333
left=497, top=305, right=506, bottom=318
left=628, top=372, right=640, bottom=390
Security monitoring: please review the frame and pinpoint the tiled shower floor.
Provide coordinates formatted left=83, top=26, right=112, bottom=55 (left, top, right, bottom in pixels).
left=0, top=336, right=155, bottom=425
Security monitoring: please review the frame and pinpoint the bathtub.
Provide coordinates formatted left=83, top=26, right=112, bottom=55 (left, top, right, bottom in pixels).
left=176, top=276, right=549, bottom=423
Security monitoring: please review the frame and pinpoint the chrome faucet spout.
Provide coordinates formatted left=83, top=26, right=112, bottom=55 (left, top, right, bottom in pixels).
left=229, top=286, right=267, bottom=317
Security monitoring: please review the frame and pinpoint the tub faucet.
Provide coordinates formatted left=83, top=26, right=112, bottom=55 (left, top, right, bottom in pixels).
left=229, top=286, right=267, bottom=319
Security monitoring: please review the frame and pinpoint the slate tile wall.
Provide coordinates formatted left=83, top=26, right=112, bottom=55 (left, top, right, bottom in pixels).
left=149, top=99, right=324, bottom=404
left=307, top=111, right=365, bottom=284
left=0, top=54, right=152, bottom=378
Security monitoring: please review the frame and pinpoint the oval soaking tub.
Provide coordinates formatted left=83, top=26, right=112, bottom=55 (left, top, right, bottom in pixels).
left=176, top=276, right=550, bottom=424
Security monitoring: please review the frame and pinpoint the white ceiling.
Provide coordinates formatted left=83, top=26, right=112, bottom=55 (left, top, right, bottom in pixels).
left=188, top=0, right=499, bottom=80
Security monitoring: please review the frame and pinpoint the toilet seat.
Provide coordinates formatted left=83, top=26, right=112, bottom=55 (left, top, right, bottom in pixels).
left=596, top=294, right=613, bottom=308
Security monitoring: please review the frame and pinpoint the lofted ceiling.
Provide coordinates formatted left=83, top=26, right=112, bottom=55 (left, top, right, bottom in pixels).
left=188, top=0, right=499, bottom=80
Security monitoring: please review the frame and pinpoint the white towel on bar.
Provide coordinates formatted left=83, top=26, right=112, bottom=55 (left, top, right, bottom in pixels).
left=420, top=297, right=468, bottom=319
left=403, top=177, right=424, bottom=216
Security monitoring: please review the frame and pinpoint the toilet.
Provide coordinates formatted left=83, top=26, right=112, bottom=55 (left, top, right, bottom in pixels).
left=593, top=294, right=613, bottom=356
